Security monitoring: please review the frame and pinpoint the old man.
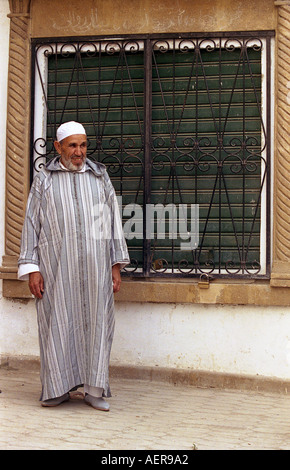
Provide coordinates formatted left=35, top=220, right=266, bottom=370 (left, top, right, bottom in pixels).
left=18, top=121, right=129, bottom=411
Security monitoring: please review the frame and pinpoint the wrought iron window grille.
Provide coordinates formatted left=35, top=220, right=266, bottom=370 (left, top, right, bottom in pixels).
left=31, top=31, right=274, bottom=279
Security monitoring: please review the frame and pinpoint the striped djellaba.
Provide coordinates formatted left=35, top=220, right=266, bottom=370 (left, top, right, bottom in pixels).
left=18, top=157, right=130, bottom=401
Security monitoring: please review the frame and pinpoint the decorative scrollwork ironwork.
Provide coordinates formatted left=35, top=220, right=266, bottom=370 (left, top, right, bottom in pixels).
left=31, top=33, right=271, bottom=279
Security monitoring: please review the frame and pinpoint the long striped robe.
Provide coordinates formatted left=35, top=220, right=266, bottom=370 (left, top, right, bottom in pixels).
left=18, top=157, right=129, bottom=401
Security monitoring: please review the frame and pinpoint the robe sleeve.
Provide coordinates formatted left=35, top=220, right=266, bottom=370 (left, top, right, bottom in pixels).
left=18, top=174, right=43, bottom=275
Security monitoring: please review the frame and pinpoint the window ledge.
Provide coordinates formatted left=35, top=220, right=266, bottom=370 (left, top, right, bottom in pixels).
left=2, top=277, right=290, bottom=306
left=114, top=279, right=290, bottom=306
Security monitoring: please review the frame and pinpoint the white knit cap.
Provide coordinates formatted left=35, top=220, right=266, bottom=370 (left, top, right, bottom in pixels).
left=56, top=121, right=86, bottom=142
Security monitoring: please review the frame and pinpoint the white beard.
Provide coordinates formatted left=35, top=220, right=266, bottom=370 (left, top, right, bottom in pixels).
left=61, top=159, right=86, bottom=172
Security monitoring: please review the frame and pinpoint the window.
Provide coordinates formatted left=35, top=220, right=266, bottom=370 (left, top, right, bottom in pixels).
left=31, top=32, right=273, bottom=279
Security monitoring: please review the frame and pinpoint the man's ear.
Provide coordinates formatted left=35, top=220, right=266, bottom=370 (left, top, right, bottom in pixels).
left=54, top=140, right=62, bottom=154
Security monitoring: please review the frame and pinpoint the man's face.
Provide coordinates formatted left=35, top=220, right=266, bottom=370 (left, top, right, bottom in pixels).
left=54, top=134, right=87, bottom=171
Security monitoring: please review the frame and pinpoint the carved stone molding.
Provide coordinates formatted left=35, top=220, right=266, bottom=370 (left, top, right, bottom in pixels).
left=8, top=0, right=31, bottom=15
left=0, top=0, right=31, bottom=280
left=274, top=1, right=290, bottom=5
left=271, top=1, right=290, bottom=286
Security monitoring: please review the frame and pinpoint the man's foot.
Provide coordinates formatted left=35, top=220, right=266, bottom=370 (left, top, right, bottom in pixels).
left=84, top=394, right=110, bottom=411
left=41, top=393, right=70, bottom=407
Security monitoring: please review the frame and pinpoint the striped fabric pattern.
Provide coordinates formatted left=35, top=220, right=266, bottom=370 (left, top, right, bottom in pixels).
left=19, top=157, right=130, bottom=401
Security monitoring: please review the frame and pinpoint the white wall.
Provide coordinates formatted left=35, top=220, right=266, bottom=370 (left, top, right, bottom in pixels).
left=1, top=298, right=290, bottom=381
left=112, top=302, right=290, bottom=380
left=0, top=1, right=290, bottom=382
left=0, top=0, right=9, bottom=258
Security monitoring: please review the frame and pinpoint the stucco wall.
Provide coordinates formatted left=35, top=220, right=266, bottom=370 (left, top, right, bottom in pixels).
left=0, top=0, right=9, bottom=259
left=1, top=297, right=290, bottom=381
left=112, top=302, right=290, bottom=380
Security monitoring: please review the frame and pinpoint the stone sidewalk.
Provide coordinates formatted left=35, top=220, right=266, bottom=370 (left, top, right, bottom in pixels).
left=0, top=365, right=290, bottom=450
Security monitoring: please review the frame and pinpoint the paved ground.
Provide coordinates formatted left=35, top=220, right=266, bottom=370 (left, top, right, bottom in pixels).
left=0, top=365, right=290, bottom=451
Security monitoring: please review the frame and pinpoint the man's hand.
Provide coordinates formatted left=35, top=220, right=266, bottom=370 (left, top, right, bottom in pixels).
left=112, top=264, right=121, bottom=293
left=29, top=272, right=44, bottom=299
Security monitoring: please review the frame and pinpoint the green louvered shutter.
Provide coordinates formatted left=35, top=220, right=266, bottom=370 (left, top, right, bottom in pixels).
left=149, top=41, right=264, bottom=276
